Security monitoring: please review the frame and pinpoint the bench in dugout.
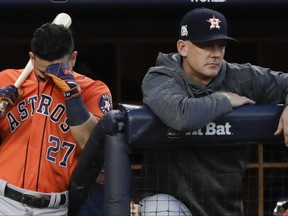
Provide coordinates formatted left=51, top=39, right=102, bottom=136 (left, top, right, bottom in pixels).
left=103, top=104, right=288, bottom=216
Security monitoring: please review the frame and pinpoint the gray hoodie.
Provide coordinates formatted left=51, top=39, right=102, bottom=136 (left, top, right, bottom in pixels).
left=142, top=52, right=288, bottom=131
left=138, top=52, right=288, bottom=216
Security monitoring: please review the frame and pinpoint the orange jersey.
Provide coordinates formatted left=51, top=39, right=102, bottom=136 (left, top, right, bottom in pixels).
left=0, top=68, right=112, bottom=193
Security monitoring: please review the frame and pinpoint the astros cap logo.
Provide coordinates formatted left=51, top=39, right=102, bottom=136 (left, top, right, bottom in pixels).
left=207, top=15, right=222, bottom=30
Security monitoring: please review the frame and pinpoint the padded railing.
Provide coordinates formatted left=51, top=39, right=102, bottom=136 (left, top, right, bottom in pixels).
left=104, top=104, right=285, bottom=215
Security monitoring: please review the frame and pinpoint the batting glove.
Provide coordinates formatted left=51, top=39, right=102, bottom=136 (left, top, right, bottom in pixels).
left=98, top=110, right=126, bottom=136
left=45, top=63, right=81, bottom=100
left=0, top=85, right=20, bottom=105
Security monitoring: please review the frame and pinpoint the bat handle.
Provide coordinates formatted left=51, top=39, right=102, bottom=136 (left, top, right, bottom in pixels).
left=0, top=100, right=9, bottom=119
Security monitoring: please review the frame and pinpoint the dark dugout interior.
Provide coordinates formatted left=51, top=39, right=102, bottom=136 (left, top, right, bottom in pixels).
left=0, top=0, right=288, bottom=103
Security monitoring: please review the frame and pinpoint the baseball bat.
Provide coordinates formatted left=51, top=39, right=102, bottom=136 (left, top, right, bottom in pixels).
left=0, top=13, right=72, bottom=118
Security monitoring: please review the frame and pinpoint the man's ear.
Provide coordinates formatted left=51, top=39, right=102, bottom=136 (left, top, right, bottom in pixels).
left=29, top=52, right=35, bottom=65
left=177, top=40, right=187, bottom=57
left=70, top=51, right=78, bottom=68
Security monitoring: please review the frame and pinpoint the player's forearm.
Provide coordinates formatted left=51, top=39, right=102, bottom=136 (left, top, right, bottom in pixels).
left=69, top=113, right=98, bottom=148
left=64, top=92, right=97, bottom=148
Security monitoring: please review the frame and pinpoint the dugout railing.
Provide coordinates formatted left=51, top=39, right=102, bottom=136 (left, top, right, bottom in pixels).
left=104, top=104, right=287, bottom=216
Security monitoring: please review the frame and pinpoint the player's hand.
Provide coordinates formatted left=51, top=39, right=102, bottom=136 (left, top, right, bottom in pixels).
left=0, top=85, right=23, bottom=118
left=220, top=92, right=255, bottom=108
left=0, top=85, right=21, bottom=105
left=45, top=63, right=81, bottom=99
left=98, top=110, right=125, bottom=135
left=274, top=106, right=288, bottom=146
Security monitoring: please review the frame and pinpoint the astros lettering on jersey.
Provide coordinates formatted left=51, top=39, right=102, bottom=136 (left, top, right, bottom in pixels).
left=0, top=68, right=112, bottom=193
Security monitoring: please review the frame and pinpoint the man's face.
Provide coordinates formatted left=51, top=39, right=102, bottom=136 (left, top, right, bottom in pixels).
left=29, top=51, right=76, bottom=79
left=181, top=40, right=226, bottom=85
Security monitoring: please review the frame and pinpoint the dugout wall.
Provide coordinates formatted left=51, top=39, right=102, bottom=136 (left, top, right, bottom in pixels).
left=104, top=104, right=288, bottom=215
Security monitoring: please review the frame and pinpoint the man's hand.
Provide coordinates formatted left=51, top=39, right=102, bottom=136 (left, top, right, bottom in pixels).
left=0, top=85, right=23, bottom=118
left=45, top=63, right=81, bottom=99
left=274, top=106, right=288, bottom=146
left=98, top=110, right=126, bottom=135
left=221, top=92, right=255, bottom=108
left=0, top=85, right=20, bottom=105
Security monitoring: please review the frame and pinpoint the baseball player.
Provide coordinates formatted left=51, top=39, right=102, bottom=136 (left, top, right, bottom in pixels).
left=139, top=7, right=288, bottom=216
left=0, top=22, right=112, bottom=215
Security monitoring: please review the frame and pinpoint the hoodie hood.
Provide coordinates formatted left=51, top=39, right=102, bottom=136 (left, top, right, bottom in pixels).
left=149, top=52, right=227, bottom=92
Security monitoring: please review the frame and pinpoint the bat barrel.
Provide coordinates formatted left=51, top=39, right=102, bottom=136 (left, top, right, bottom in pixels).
left=53, top=13, right=72, bottom=28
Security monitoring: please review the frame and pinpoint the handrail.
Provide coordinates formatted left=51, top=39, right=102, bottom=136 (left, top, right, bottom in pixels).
left=123, top=104, right=284, bottom=148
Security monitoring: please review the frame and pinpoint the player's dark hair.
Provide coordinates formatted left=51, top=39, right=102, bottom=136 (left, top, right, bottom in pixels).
left=31, top=23, right=74, bottom=61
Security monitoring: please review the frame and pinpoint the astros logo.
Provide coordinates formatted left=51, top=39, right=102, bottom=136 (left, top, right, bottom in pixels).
left=99, top=94, right=112, bottom=113
left=207, top=15, right=222, bottom=30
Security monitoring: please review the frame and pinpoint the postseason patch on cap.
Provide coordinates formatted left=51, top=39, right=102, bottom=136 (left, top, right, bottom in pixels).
left=99, top=94, right=113, bottom=113
left=181, top=25, right=189, bottom=37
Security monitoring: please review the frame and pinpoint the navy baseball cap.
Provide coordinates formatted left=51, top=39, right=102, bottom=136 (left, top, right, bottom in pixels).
left=179, top=8, right=236, bottom=43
